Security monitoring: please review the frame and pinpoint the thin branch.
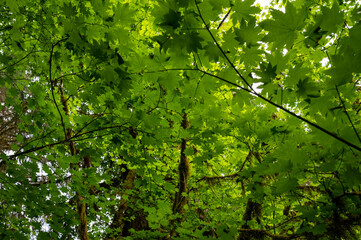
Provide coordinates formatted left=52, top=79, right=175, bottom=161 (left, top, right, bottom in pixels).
left=217, top=8, right=232, bottom=30
left=195, top=0, right=253, bottom=91
left=74, top=123, right=129, bottom=139
left=52, top=70, right=86, bottom=82
left=73, top=108, right=107, bottom=136
left=224, top=71, right=361, bottom=152
left=335, top=191, right=361, bottom=200
left=29, top=176, right=72, bottom=186
left=198, top=69, right=251, bottom=93
left=12, top=110, right=104, bottom=158
left=141, top=68, right=198, bottom=74
left=9, top=122, right=128, bottom=159
left=0, top=41, right=38, bottom=72
left=335, top=86, right=361, bottom=145
left=9, top=138, right=69, bottom=159
left=49, top=38, right=69, bottom=139
left=70, top=133, right=114, bottom=142
left=197, top=150, right=251, bottom=183
left=194, top=0, right=361, bottom=152
left=13, top=129, right=56, bottom=156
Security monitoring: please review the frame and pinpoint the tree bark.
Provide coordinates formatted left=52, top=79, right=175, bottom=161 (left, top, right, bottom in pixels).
left=106, top=168, right=137, bottom=239
left=172, top=114, right=191, bottom=215
left=61, top=83, right=90, bottom=240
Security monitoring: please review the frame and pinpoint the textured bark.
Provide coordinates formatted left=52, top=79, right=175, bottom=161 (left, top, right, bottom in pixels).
left=242, top=200, right=262, bottom=224
left=76, top=193, right=89, bottom=240
left=122, top=209, right=149, bottom=237
left=106, top=168, right=137, bottom=239
left=172, top=114, right=190, bottom=215
left=239, top=200, right=263, bottom=240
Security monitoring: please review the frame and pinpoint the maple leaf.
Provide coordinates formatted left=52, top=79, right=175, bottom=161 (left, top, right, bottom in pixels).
left=234, top=17, right=262, bottom=47
left=296, top=78, right=321, bottom=98
left=261, top=2, right=306, bottom=48
left=326, top=45, right=361, bottom=86
left=257, top=62, right=277, bottom=85
left=319, top=3, right=344, bottom=33
left=114, top=3, right=136, bottom=26
left=241, top=46, right=263, bottom=67
left=173, top=32, right=204, bottom=53
left=204, top=41, right=221, bottom=62
left=160, top=9, right=183, bottom=29
left=231, top=0, right=260, bottom=23
left=304, top=25, right=327, bottom=48
left=4, top=1, right=361, bottom=239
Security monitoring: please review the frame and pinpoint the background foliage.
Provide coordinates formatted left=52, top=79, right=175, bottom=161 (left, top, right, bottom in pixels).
left=1, top=0, right=361, bottom=239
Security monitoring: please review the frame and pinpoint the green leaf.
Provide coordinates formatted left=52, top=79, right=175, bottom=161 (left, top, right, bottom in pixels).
left=241, top=46, right=263, bottom=67
left=6, top=0, right=21, bottom=12
left=173, top=32, right=204, bottom=53
left=261, top=2, right=306, bottom=48
left=326, top=45, right=361, bottom=86
left=257, top=62, right=277, bottom=85
left=184, top=147, right=194, bottom=156
left=274, top=177, right=298, bottom=195
left=296, top=78, right=321, bottom=98
left=234, top=18, right=262, bottom=47
left=319, top=3, right=344, bottom=33
left=3, top=1, right=361, bottom=238
left=232, top=0, right=260, bottom=23
left=204, top=41, right=221, bottom=62
left=114, top=3, right=136, bottom=27
left=160, top=9, right=182, bottom=29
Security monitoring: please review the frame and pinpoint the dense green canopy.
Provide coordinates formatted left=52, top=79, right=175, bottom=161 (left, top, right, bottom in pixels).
left=1, top=0, right=361, bottom=239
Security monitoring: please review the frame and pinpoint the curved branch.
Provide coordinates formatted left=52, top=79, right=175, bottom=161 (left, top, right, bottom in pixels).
left=194, top=0, right=361, bottom=152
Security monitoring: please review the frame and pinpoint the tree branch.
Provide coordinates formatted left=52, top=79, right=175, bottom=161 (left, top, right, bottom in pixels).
left=335, top=86, right=361, bottom=145
left=49, top=38, right=68, bottom=139
left=194, top=0, right=361, bottom=152
left=9, top=122, right=129, bottom=159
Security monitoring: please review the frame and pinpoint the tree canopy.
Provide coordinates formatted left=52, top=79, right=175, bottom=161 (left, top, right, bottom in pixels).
left=1, top=0, right=361, bottom=239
